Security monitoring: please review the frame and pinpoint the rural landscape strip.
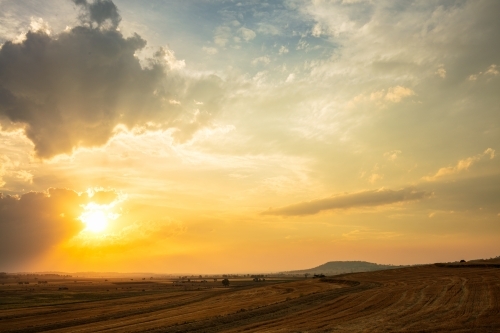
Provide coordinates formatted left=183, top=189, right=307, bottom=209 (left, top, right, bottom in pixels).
left=3, top=280, right=320, bottom=333
left=2, top=264, right=500, bottom=332
left=4, top=290, right=226, bottom=333
left=145, top=280, right=376, bottom=333
left=0, top=291, right=190, bottom=321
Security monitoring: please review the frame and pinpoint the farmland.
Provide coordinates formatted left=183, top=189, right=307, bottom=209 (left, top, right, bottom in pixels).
left=1, top=262, right=499, bottom=332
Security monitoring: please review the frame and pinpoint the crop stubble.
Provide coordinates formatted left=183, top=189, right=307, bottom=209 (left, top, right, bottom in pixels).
left=0, top=264, right=499, bottom=332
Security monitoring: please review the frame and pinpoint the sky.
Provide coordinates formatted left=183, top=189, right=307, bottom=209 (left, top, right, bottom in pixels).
left=0, top=0, right=499, bottom=274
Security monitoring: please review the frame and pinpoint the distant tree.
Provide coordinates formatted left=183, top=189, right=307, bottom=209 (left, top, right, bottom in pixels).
left=222, top=278, right=230, bottom=287
left=304, top=273, right=310, bottom=278
left=213, top=278, right=217, bottom=282
left=460, top=260, right=466, bottom=263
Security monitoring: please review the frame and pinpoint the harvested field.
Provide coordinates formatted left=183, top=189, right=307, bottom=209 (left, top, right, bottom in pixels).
left=1, top=265, right=499, bottom=332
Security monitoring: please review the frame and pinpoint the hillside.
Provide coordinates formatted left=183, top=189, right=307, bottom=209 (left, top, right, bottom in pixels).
left=285, top=261, right=401, bottom=275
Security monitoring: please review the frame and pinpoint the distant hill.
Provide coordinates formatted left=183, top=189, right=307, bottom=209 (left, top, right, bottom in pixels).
left=467, top=256, right=500, bottom=265
left=285, top=261, right=403, bottom=275
left=435, top=256, right=500, bottom=268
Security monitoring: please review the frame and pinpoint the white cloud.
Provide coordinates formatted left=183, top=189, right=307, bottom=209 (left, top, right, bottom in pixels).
left=296, top=39, right=308, bottom=50
left=384, top=86, right=415, bottom=103
left=485, top=64, right=499, bottom=76
left=238, top=27, right=256, bottom=41
left=368, top=86, right=415, bottom=103
left=311, top=23, right=323, bottom=37
left=29, top=17, right=51, bottom=35
left=230, top=20, right=241, bottom=27
left=160, top=47, right=186, bottom=70
left=368, top=173, right=383, bottom=184
left=214, top=26, right=231, bottom=46
left=257, top=23, right=280, bottom=36
left=252, top=56, right=271, bottom=66
left=0, top=155, right=11, bottom=187
left=279, top=45, right=289, bottom=55
left=384, top=150, right=402, bottom=161
left=435, top=66, right=446, bottom=78
left=349, top=86, right=415, bottom=109
left=0, top=155, right=33, bottom=187
left=469, top=64, right=499, bottom=81
left=202, top=46, right=218, bottom=55
left=13, top=17, right=52, bottom=44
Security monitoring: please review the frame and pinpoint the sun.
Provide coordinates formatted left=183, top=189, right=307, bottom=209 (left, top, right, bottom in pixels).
left=78, top=194, right=122, bottom=234
left=79, top=207, right=109, bottom=233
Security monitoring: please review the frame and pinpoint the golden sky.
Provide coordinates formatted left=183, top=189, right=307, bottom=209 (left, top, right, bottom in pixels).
left=0, top=0, right=499, bottom=273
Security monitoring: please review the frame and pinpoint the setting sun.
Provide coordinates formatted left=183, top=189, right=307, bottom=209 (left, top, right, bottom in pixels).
left=79, top=207, right=109, bottom=233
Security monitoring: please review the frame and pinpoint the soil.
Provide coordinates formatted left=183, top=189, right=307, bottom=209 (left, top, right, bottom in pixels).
left=1, top=264, right=499, bottom=332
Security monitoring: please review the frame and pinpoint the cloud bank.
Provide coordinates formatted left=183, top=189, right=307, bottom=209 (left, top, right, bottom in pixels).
left=0, top=0, right=223, bottom=158
left=263, top=187, right=432, bottom=216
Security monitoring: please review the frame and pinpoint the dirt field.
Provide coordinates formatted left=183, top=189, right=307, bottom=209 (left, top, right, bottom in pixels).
left=1, top=264, right=499, bottom=332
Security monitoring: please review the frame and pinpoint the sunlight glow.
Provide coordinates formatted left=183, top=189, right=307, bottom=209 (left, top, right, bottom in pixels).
left=80, top=209, right=108, bottom=233
left=79, top=202, right=120, bottom=233
left=77, top=188, right=125, bottom=234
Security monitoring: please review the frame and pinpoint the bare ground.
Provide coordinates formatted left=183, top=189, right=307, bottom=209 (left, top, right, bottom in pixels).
left=1, top=264, right=499, bottom=332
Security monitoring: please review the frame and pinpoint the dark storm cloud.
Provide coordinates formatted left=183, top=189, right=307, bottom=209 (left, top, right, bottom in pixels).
left=0, top=188, right=116, bottom=270
left=72, top=0, right=121, bottom=29
left=263, top=187, right=432, bottom=216
left=0, top=0, right=224, bottom=158
left=0, top=26, right=163, bottom=158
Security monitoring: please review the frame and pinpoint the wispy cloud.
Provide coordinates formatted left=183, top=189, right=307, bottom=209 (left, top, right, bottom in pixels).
left=423, top=148, right=495, bottom=181
left=263, top=187, right=431, bottom=216
left=469, top=64, right=499, bottom=81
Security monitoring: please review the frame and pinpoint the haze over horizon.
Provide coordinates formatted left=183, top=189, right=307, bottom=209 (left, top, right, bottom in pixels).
left=0, top=0, right=499, bottom=274
left=7, top=259, right=408, bottom=275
